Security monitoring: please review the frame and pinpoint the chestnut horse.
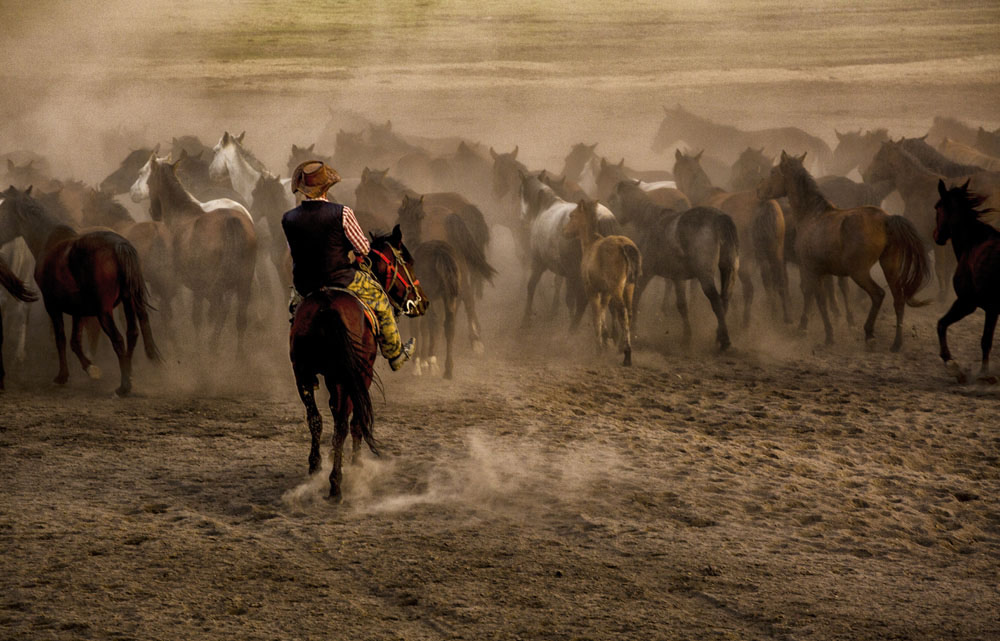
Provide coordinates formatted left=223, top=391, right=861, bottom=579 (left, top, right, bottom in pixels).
left=933, top=179, right=1000, bottom=384
left=563, top=199, right=641, bottom=366
left=0, top=186, right=161, bottom=395
left=290, top=225, right=428, bottom=501
left=758, top=152, right=929, bottom=351
left=0, top=251, right=38, bottom=390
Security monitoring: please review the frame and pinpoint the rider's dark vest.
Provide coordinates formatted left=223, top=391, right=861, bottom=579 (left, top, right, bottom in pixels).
left=281, top=200, right=357, bottom=295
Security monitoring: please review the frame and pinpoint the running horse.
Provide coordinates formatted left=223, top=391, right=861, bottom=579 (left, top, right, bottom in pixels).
left=0, top=186, right=161, bottom=395
left=758, top=151, right=929, bottom=351
left=290, top=225, right=428, bottom=502
left=933, top=179, right=1000, bottom=384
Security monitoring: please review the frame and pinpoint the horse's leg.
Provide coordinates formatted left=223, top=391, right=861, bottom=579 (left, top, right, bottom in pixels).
left=328, top=388, right=350, bottom=503
left=813, top=273, right=835, bottom=346
left=798, top=273, right=814, bottom=332
left=97, top=310, right=131, bottom=396
left=191, top=293, right=205, bottom=346
left=69, top=316, right=98, bottom=379
left=297, top=382, right=324, bottom=474
left=837, top=277, right=854, bottom=327
left=673, top=279, right=692, bottom=345
left=590, top=293, right=605, bottom=352
left=0, top=307, right=5, bottom=389
left=824, top=276, right=841, bottom=319
left=122, top=300, right=139, bottom=361
left=697, top=276, right=731, bottom=351
left=443, top=296, right=457, bottom=380
left=48, top=306, right=70, bottom=385
left=550, top=275, right=563, bottom=317
left=936, top=298, right=976, bottom=383
left=460, top=285, right=484, bottom=355
left=977, top=310, right=998, bottom=383
left=614, top=294, right=633, bottom=367
left=850, top=270, right=885, bottom=347
left=520, top=260, right=545, bottom=328
left=235, top=274, right=253, bottom=359
left=776, top=253, right=791, bottom=324
left=569, top=278, right=588, bottom=332
left=738, top=264, right=753, bottom=327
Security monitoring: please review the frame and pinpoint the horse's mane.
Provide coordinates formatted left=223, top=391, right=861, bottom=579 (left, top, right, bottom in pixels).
left=232, top=139, right=269, bottom=174
left=783, top=157, right=834, bottom=214
left=899, top=136, right=982, bottom=176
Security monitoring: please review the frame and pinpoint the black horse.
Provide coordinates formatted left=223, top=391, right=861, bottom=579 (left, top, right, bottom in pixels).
left=933, top=179, right=1000, bottom=384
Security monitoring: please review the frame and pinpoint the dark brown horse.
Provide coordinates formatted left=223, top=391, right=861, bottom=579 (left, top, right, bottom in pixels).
left=0, top=251, right=38, bottom=390
left=933, top=180, right=1000, bottom=384
left=0, top=186, right=161, bottom=395
left=396, top=194, right=496, bottom=354
left=290, top=225, right=427, bottom=501
left=131, top=153, right=257, bottom=355
left=758, top=152, right=929, bottom=351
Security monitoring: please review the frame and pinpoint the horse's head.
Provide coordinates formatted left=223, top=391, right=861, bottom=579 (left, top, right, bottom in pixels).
left=368, top=224, right=428, bottom=318
left=209, top=131, right=243, bottom=182
left=563, top=199, right=599, bottom=240
left=100, top=145, right=157, bottom=195
left=860, top=140, right=901, bottom=187
left=561, top=142, right=598, bottom=181
left=672, top=149, right=712, bottom=197
left=131, top=152, right=177, bottom=211
left=731, top=147, right=772, bottom=192
left=517, top=171, right=551, bottom=221
left=82, top=187, right=131, bottom=228
left=396, top=194, right=425, bottom=242
left=933, top=178, right=990, bottom=246
left=356, top=167, right=394, bottom=213
left=490, top=146, right=522, bottom=199
left=757, top=150, right=804, bottom=200
left=250, top=173, right=291, bottom=223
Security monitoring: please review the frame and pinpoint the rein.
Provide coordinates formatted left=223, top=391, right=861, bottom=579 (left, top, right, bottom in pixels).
left=369, top=245, right=423, bottom=316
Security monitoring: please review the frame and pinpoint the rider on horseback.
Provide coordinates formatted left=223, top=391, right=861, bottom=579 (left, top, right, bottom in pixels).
left=282, top=160, right=414, bottom=371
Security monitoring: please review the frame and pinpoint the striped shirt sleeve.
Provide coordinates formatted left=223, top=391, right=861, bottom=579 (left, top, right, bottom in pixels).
left=341, top=206, right=370, bottom=256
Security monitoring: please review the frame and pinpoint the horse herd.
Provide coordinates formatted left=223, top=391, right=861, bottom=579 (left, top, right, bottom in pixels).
left=2, top=107, right=999, bottom=399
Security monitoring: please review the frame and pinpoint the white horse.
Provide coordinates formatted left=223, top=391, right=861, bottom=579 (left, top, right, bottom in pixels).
left=518, top=171, right=619, bottom=329
left=0, top=233, right=34, bottom=368
left=209, top=131, right=293, bottom=207
left=131, top=153, right=253, bottom=221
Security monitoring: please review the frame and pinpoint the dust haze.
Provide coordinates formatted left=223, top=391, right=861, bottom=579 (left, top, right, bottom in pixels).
left=2, top=2, right=999, bottom=640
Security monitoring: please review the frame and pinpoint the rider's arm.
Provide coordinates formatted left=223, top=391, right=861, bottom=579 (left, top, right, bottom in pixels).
left=342, top=206, right=371, bottom=259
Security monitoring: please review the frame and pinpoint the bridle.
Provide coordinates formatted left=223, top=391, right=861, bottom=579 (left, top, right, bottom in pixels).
left=369, top=244, right=423, bottom=317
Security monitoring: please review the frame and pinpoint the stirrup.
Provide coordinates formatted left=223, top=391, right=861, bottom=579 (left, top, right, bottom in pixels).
left=389, top=338, right=415, bottom=371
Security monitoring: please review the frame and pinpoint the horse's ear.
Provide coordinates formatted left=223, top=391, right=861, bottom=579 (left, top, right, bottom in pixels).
left=221, top=131, right=230, bottom=143
left=835, top=129, right=843, bottom=141
left=419, top=195, right=424, bottom=204
left=780, top=150, right=789, bottom=162
left=758, top=147, right=765, bottom=155
left=674, top=149, right=683, bottom=161
left=961, top=178, right=971, bottom=191
left=25, top=185, right=32, bottom=196
left=589, top=143, right=598, bottom=151
left=618, top=158, right=625, bottom=168
left=391, top=223, right=402, bottom=243
left=178, top=148, right=189, bottom=160
left=153, top=142, right=161, bottom=154
left=798, top=152, right=808, bottom=163
left=237, top=131, right=245, bottom=143
left=539, top=169, right=547, bottom=180
left=489, top=147, right=498, bottom=160
left=308, top=143, right=315, bottom=152
left=6, top=159, right=13, bottom=170
left=694, top=150, right=703, bottom=161
left=918, top=134, right=928, bottom=142
left=937, top=179, right=947, bottom=198
left=512, top=146, right=518, bottom=160
left=361, top=167, right=369, bottom=179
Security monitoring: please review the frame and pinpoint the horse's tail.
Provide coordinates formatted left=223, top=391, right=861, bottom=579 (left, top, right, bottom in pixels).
left=318, top=306, right=378, bottom=456
left=114, top=240, right=162, bottom=362
left=458, top=204, right=491, bottom=251
left=445, top=212, right=497, bottom=285
left=415, top=240, right=461, bottom=300
left=883, top=215, right=931, bottom=307
left=714, top=212, right=740, bottom=303
left=621, top=241, right=642, bottom=285
left=0, top=257, right=38, bottom=303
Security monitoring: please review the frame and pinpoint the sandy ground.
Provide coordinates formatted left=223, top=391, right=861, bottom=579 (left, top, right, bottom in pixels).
left=2, top=1, right=1000, bottom=640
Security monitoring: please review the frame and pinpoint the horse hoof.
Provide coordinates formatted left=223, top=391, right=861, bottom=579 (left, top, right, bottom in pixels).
left=472, top=340, right=485, bottom=356
left=86, top=365, right=103, bottom=380
left=327, top=491, right=343, bottom=504
left=54, top=374, right=68, bottom=385
left=115, top=386, right=131, bottom=397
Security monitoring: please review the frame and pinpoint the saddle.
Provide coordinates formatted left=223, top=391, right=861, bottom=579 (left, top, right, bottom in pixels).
left=315, top=285, right=380, bottom=338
